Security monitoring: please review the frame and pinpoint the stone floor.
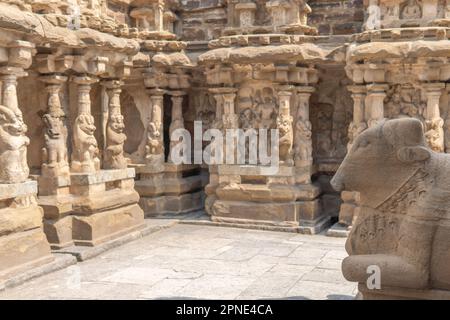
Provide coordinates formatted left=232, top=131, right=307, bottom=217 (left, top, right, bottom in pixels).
left=0, top=223, right=357, bottom=300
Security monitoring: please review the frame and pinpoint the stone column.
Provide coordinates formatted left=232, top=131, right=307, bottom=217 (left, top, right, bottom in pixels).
left=39, top=74, right=69, bottom=178
left=71, top=76, right=100, bottom=173
left=0, top=67, right=30, bottom=183
left=222, top=91, right=238, bottom=129
left=277, top=88, right=294, bottom=165
left=294, top=86, right=314, bottom=167
left=168, top=91, right=186, bottom=163
left=366, top=84, right=388, bottom=128
left=423, top=83, right=445, bottom=153
left=154, top=0, right=164, bottom=32
left=103, top=80, right=127, bottom=169
left=145, top=88, right=165, bottom=166
left=347, top=85, right=368, bottom=150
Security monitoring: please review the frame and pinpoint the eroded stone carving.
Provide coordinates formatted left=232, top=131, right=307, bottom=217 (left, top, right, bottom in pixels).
left=332, top=118, right=450, bottom=299
left=0, top=105, right=29, bottom=183
left=72, top=113, right=100, bottom=172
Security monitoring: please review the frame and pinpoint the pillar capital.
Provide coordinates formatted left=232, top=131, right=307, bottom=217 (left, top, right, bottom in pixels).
left=39, top=74, right=68, bottom=86
left=72, top=75, right=99, bottom=86
left=101, top=79, right=124, bottom=90
left=366, top=83, right=389, bottom=95
left=423, top=82, right=445, bottom=95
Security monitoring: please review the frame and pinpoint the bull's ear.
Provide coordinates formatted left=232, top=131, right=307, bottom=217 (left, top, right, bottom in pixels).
left=397, top=146, right=430, bottom=163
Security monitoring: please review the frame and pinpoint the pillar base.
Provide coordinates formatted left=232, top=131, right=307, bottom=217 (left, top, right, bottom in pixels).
left=39, top=168, right=145, bottom=248
left=357, top=283, right=450, bottom=300
left=0, top=181, right=54, bottom=282
left=207, top=165, right=329, bottom=233
left=135, top=163, right=206, bottom=216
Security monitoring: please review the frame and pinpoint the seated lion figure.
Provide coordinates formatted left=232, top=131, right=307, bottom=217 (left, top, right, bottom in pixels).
left=331, top=118, right=450, bottom=294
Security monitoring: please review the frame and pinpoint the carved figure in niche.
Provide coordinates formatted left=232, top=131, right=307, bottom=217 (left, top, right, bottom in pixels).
left=145, top=121, right=164, bottom=157
left=364, top=1, right=381, bottom=30
left=72, top=113, right=100, bottom=172
left=385, top=85, right=425, bottom=120
left=277, top=113, right=294, bottom=165
left=347, top=121, right=368, bottom=150
left=256, top=88, right=276, bottom=130
left=239, top=108, right=258, bottom=129
left=105, top=113, right=127, bottom=169
left=425, top=117, right=444, bottom=152
left=41, top=109, right=69, bottom=176
left=255, top=0, right=271, bottom=25
left=298, top=0, right=312, bottom=25
left=294, top=118, right=312, bottom=163
left=401, top=0, right=422, bottom=19
left=0, top=105, right=30, bottom=183
left=331, top=118, right=450, bottom=293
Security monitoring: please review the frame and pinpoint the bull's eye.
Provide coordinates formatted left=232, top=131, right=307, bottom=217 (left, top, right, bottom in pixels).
left=357, top=139, right=370, bottom=149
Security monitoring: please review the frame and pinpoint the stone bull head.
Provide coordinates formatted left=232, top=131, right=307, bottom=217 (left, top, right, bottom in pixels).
left=331, top=118, right=430, bottom=209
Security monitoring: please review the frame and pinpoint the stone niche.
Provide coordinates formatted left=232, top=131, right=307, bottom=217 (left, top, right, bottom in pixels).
left=224, top=0, right=316, bottom=35
left=364, top=0, right=450, bottom=29
left=129, top=0, right=179, bottom=39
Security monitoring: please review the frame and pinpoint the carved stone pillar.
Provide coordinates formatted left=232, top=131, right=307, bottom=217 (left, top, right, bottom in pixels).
left=222, top=90, right=238, bottom=129
left=277, top=88, right=294, bottom=165
left=145, top=88, right=165, bottom=167
left=71, top=76, right=100, bottom=173
left=0, top=67, right=30, bottom=183
left=294, top=86, right=314, bottom=167
left=423, top=83, right=445, bottom=153
left=347, top=85, right=368, bottom=150
left=102, top=80, right=127, bottom=169
left=366, top=84, right=388, bottom=128
left=39, top=75, right=69, bottom=178
left=168, top=91, right=186, bottom=163
left=154, top=0, right=164, bottom=32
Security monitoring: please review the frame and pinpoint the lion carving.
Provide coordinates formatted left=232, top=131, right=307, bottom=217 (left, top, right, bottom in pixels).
left=0, top=105, right=30, bottom=183
left=331, top=118, right=450, bottom=296
left=42, top=112, right=69, bottom=176
left=71, top=113, right=100, bottom=172
left=104, top=114, right=127, bottom=169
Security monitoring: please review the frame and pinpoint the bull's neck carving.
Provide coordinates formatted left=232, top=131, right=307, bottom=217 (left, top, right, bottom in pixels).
left=374, top=167, right=429, bottom=216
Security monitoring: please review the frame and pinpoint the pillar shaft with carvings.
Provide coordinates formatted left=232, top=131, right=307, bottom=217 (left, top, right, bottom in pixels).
left=0, top=67, right=30, bottom=183
left=71, top=76, right=100, bottom=173
left=103, top=80, right=127, bottom=169
left=294, top=86, right=314, bottom=167
left=277, top=88, right=294, bottom=165
left=145, top=88, right=165, bottom=165
left=423, top=83, right=445, bottom=153
left=40, top=74, right=69, bottom=177
left=168, top=91, right=186, bottom=163
left=347, top=85, right=368, bottom=150
left=366, top=84, right=388, bottom=128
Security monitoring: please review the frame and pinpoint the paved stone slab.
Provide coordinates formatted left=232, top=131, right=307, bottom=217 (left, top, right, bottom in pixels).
left=0, top=224, right=357, bottom=300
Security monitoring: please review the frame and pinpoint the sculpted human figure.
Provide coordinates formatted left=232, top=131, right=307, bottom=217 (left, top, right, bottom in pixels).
left=331, top=118, right=450, bottom=295
left=0, top=105, right=30, bottom=183
left=256, top=88, right=276, bottom=130
left=294, top=118, right=312, bottom=163
left=71, top=113, right=100, bottom=172
left=42, top=111, right=69, bottom=176
left=104, top=113, right=127, bottom=169
left=401, top=0, right=422, bottom=19
left=145, top=121, right=164, bottom=158
left=277, top=113, right=294, bottom=165
left=424, top=117, right=444, bottom=153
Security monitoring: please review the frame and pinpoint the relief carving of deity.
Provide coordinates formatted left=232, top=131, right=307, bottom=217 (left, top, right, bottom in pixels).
left=401, top=0, right=422, bottom=19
